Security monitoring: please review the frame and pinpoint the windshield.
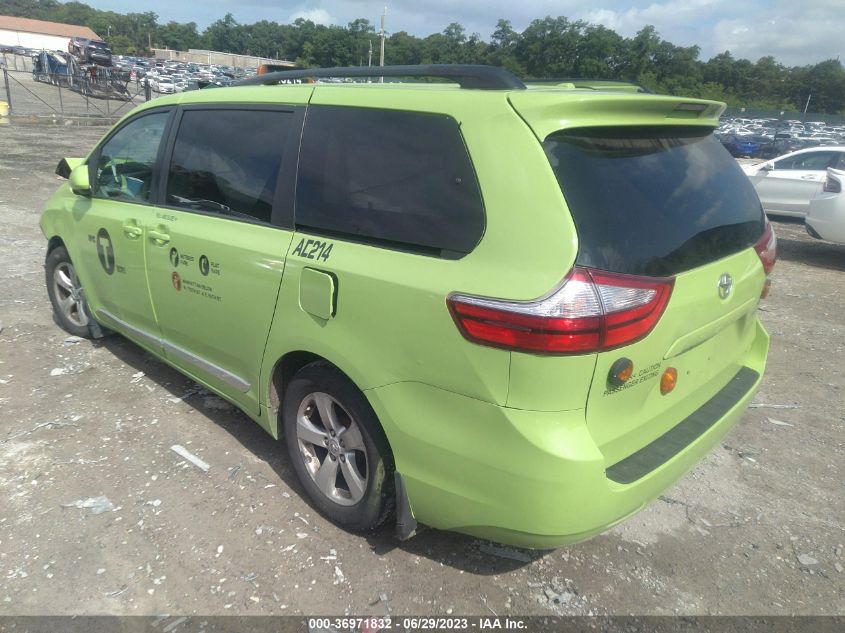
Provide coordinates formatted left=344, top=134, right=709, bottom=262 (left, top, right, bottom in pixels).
left=543, top=126, right=765, bottom=276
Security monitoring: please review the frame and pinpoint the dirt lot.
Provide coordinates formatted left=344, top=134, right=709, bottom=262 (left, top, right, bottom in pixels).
left=0, top=123, right=842, bottom=617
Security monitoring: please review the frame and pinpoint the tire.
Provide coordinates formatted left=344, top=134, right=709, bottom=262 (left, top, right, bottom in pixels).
left=45, top=246, right=96, bottom=338
left=282, top=362, right=394, bottom=531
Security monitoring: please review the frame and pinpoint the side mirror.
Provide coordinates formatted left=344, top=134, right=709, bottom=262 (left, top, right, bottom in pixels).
left=759, top=163, right=774, bottom=172
left=69, top=164, right=91, bottom=196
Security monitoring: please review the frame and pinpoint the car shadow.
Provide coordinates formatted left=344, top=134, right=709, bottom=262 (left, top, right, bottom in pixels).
left=769, top=217, right=845, bottom=272
left=94, top=334, right=540, bottom=575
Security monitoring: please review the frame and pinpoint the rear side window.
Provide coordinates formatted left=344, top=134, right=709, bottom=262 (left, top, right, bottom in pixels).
left=166, top=109, right=293, bottom=223
left=296, top=106, right=484, bottom=256
left=544, top=127, right=765, bottom=276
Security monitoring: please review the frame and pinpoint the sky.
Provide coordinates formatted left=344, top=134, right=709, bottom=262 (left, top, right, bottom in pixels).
left=86, top=0, right=842, bottom=66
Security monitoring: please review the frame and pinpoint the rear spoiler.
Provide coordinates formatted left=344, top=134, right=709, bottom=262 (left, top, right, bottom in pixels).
left=508, top=92, right=725, bottom=140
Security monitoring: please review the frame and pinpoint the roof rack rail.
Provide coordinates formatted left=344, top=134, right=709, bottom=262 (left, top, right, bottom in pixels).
left=235, top=64, right=526, bottom=91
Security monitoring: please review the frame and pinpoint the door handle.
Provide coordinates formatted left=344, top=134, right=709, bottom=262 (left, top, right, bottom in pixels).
left=122, top=220, right=142, bottom=239
left=148, top=227, right=171, bottom=245
left=800, top=175, right=817, bottom=180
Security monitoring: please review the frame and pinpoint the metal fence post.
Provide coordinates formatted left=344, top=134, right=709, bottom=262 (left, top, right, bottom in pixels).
left=57, top=76, right=64, bottom=114
left=2, top=66, right=11, bottom=114
left=144, top=78, right=151, bottom=101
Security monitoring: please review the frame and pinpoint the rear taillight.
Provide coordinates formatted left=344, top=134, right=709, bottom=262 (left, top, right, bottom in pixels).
left=754, top=221, right=777, bottom=297
left=447, top=268, right=674, bottom=355
left=823, top=174, right=842, bottom=193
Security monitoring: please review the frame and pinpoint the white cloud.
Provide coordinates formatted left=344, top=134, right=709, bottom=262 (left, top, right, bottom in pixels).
left=712, top=6, right=843, bottom=65
left=89, top=0, right=845, bottom=65
left=288, top=7, right=336, bottom=25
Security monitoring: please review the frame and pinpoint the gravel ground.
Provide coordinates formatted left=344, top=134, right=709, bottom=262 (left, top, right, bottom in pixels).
left=0, top=123, right=843, bottom=617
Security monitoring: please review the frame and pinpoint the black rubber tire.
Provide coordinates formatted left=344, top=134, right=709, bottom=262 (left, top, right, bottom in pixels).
left=45, top=246, right=96, bottom=339
left=282, top=362, right=395, bottom=531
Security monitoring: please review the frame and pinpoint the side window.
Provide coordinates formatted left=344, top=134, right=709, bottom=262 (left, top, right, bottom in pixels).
left=775, top=151, right=836, bottom=170
left=94, top=111, right=169, bottom=202
left=165, top=109, right=293, bottom=224
left=296, top=105, right=485, bottom=256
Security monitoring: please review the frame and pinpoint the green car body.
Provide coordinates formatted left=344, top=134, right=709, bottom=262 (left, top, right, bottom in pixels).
left=40, top=68, right=774, bottom=548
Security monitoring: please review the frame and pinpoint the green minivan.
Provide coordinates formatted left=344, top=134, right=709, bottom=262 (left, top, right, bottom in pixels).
left=41, top=65, right=776, bottom=548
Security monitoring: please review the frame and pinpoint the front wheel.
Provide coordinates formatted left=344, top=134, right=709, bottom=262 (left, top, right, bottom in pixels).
left=282, top=362, right=394, bottom=531
left=45, top=246, right=94, bottom=338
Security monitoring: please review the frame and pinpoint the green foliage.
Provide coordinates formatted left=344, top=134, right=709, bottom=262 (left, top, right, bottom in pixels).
left=2, top=0, right=844, bottom=113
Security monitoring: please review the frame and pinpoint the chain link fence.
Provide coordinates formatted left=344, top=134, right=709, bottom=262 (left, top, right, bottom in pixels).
left=1, top=53, right=153, bottom=120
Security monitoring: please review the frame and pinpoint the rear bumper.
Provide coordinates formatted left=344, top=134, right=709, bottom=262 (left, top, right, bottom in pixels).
left=807, top=195, right=845, bottom=244
left=366, top=320, right=768, bottom=549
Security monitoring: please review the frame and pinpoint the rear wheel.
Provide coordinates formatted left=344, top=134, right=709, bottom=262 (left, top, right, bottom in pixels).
left=45, top=246, right=94, bottom=338
left=282, top=362, right=394, bottom=530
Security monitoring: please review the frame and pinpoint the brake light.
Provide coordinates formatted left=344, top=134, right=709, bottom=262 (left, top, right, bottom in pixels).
left=447, top=268, right=674, bottom=354
left=754, top=222, right=777, bottom=275
left=823, top=174, right=842, bottom=193
left=754, top=221, right=777, bottom=298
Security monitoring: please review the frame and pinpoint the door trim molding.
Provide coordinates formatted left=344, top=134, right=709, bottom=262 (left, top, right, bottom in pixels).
left=97, top=309, right=251, bottom=393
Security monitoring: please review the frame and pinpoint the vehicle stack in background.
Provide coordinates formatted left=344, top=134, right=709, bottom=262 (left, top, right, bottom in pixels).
left=716, top=116, right=845, bottom=159
left=111, top=56, right=257, bottom=93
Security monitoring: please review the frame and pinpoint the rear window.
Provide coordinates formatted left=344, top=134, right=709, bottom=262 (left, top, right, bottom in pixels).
left=544, top=126, right=765, bottom=276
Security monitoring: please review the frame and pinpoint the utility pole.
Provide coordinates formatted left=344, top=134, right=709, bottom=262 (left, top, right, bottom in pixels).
left=378, top=5, right=386, bottom=83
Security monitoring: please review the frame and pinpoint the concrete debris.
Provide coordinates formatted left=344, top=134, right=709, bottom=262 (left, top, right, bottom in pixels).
left=170, top=444, right=211, bottom=472
left=203, top=396, right=231, bottom=410
left=749, top=403, right=801, bottom=409
left=103, top=585, right=127, bottom=597
left=797, top=554, right=819, bottom=566
left=63, top=336, right=83, bottom=344
left=61, top=495, right=115, bottom=515
left=241, top=572, right=258, bottom=582
left=766, top=417, right=794, bottom=427
left=166, top=387, right=205, bottom=403
left=49, top=368, right=67, bottom=376
left=835, top=563, right=843, bottom=573
left=334, top=566, right=345, bottom=584
left=478, top=542, right=532, bottom=563
left=162, top=617, right=188, bottom=633
left=130, top=371, right=145, bottom=383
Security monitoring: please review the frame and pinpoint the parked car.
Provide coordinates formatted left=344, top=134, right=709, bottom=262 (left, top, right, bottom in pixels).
left=743, top=147, right=845, bottom=218
left=68, top=37, right=112, bottom=67
left=154, top=75, right=175, bottom=94
left=719, top=134, right=763, bottom=158
left=42, top=65, right=775, bottom=548
left=757, top=137, right=803, bottom=159
left=806, top=168, right=845, bottom=244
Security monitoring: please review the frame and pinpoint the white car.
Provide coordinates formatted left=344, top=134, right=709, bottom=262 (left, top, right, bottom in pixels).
left=806, top=168, right=845, bottom=244
left=742, top=146, right=845, bottom=218
left=155, top=76, right=175, bottom=94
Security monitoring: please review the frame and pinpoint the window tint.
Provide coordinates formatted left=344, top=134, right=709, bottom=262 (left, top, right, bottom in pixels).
left=95, top=111, right=169, bottom=202
left=166, top=109, right=292, bottom=223
left=296, top=106, right=484, bottom=255
left=543, top=126, right=764, bottom=277
left=774, top=151, right=837, bottom=170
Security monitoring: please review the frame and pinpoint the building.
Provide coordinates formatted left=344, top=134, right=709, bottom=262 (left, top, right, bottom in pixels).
left=152, top=48, right=294, bottom=70
left=0, top=15, right=100, bottom=52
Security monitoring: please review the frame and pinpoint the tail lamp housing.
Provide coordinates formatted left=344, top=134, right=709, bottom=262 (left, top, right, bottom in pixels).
left=447, top=267, right=674, bottom=355
left=754, top=221, right=777, bottom=297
